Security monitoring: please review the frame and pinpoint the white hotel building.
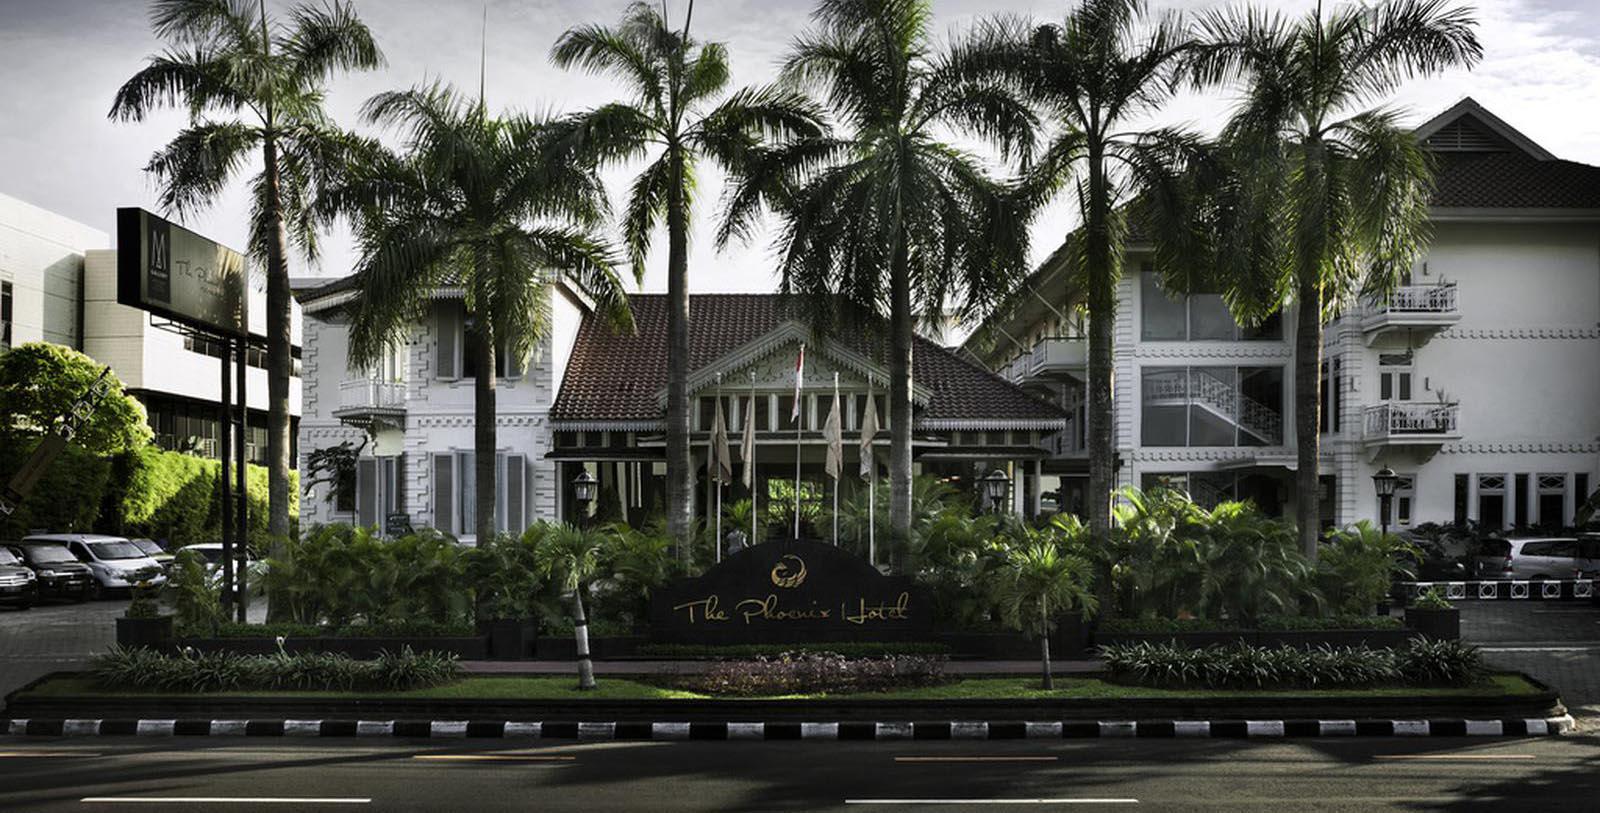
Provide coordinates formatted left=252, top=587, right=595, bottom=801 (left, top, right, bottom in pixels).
left=965, top=99, right=1600, bottom=531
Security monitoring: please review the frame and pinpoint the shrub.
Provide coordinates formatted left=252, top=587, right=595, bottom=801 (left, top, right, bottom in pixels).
left=637, top=642, right=951, bottom=658
left=164, top=549, right=225, bottom=634
left=684, top=652, right=948, bottom=696
left=261, top=525, right=468, bottom=628
left=1099, top=615, right=1402, bottom=634
left=90, top=645, right=461, bottom=692
left=0, top=442, right=111, bottom=539
left=124, top=582, right=163, bottom=619
left=1318, top=522, right=1418, bottom=615
left=1100, top=640, right=1480, bottom=690
left=178, top=620, right=477, bottom=640
left=1413, top=587, right=1454, bottom=611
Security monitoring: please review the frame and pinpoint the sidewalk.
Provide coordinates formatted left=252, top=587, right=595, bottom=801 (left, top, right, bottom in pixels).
left=461, top=659, right=1103, bottom=675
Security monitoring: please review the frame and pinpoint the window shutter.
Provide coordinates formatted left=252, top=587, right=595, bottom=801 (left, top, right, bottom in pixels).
left=357, top=458, right=378, bottom=529
left=433, top=453, right=454, bottom=534
left=504, top=454, right=526, bottom=532
left=392, top=453, right=405, bottom=512
left=457, top=450, right=476, bottom=535
left=436, top=303, right=459, bottom=380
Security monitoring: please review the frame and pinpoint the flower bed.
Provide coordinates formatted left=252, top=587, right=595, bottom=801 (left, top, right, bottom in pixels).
left=91, top=645, right=461, bottom=692
left=680, top=653, right=948, bottom=696
left=1101, top=638, right=1483, bottom=690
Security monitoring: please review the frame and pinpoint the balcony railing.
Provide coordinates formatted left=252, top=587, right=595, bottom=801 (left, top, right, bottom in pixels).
left=1363, top=402, right=1460, bottom=440
left=1378, top=283, right=1458, bottom=314
left=338, top=379, right=407, bottom=411
left=1028, top=336, right=1088, bottom=377
left=1359, top=283, right=1459, bottom=345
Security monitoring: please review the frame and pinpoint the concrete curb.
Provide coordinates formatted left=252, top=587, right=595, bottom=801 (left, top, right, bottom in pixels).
left=4, top=715, right=1576, bottom=740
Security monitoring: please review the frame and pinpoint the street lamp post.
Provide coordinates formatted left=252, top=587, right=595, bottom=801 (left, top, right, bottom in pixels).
left=571, top=469, right=597, bottom=528
left=980, top=469, right=1011, bottom=516
left=1372, top=466, right=1398, bottom=537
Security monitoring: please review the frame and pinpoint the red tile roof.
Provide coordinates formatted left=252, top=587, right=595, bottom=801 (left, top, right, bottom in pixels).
left=1430, top=151, right=1600, bottom=209
left=551, top=293, right=1067, bottom=427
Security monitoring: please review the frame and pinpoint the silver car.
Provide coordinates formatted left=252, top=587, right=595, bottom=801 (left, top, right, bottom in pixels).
left=22, top=534, right=167, bottom=599
left=1473, top=537, right=1600, bottom=580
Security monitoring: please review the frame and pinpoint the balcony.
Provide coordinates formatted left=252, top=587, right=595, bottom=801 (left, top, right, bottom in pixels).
left=1027, top=336, right=1088, bottom=381
left=1361, top=402, right=1460, bottom=459
left=1359, top=283, right=1460, bottom=346
left=333, top=378, right=407, bottom=429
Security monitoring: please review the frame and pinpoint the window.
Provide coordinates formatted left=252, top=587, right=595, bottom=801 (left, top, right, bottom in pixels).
left=1578, top=473, right=1591, bottom=525
left=1141, top=366, right=1284, bottom=446
left=183, top=334, right=303, bottom=376
left=431, top=451, right=527, bottom=536
left=1395, top=474, right=1416, bottom=527
left=355, top=455, right=403, bottom=531
left=1538, top=473, right=1567, bottom=528
left=1454, top=474, right=1469, bottom=525
left=1515, top=473, right=1529, bottom=527
left=1140, top=271, right=1282, bottom=341
left=437, top=303, right=522, bottom=382
left=1478, top=474, right=1506, bottom=530
left=1320, top=359, right=1343, bottom=434
left=1, top=280, right=12, bottom=349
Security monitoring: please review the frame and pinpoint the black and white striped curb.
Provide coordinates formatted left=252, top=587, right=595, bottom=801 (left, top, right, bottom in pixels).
left=1399, top=579, right=1593, bottom=601
left=4, top=716, right=1575, bottom=740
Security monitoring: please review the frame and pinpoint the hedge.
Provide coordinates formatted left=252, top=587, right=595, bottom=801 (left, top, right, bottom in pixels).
left=0, top=440, right=112, bottom=537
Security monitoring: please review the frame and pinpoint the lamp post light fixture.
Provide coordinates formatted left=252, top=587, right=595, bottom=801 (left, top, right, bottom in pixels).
left=1372, top=465, right=1398, bottom=537
left=572, top=469, right=598, bottom=527
left=980, top=468, right=1011, bottom=515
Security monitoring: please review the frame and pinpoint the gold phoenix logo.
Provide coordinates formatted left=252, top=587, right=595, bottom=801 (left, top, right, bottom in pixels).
left=769, top=555, right=808, bottom=589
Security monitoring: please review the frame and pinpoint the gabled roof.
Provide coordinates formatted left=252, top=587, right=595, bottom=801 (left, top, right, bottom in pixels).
left=551, top=293, right=1068, bottom=430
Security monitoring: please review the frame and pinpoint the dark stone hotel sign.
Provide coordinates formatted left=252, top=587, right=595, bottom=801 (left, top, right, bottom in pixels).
left=650, top=539, right=931, bottom=643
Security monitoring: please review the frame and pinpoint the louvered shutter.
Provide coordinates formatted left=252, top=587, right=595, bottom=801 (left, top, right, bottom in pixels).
left=433, top=453, right=454, bottom=534
left=457, top=450, right=475, bottom=535
left=503, top=454, right=526, bottom=532
left=393, top=453, right=405, bottom=512
left=356, top=458, right=378, bottom=529
left=436, top=302, right=459, bottom=379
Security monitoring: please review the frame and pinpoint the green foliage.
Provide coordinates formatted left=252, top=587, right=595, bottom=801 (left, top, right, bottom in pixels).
left=1101, top=639, right=1482, bottom=690
left=1318, top=521, right=1418, bottom=615
left=190, top=620, right=475, bottom=639
left=0, top=342, right=150, bottom=455
left=0, top=441, right=111, bottom=538
left=636, top=642, right=951, bottom=659
left=1577, top=485, right=1600, bottom=527
left=124, top=582, right=164, bottom=619
left=113, top=446, right=295, bottom=549
left=1099, top=614, right=1402, bottom=634
left=261, top=525, right=469, bottom=628
left=163, top=549, right=224, bottom=634
left=462, top=533, right=542, bottom=620
left=530, top=522, right=604, bottom=595
left=994, top=534, right=1098, bottom=640
left=683, top=652, right=948, bottom=697
left=90, top=644, right=460, bottom=693
left=1413, top=587, right=1454, bottom=611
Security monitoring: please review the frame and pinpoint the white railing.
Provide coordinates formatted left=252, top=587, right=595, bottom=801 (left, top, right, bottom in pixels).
left=339, top=379, right=407, bottom=410
left=1373, top=283, right=1458, bottom=314
left=1363, top=402, right=1459, bottom=438
left=1028, top=336, right=1088, bottom=376
left=1142, top=371, right=1283, bottom=443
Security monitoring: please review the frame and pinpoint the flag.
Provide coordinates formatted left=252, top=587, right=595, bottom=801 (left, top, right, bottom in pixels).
left=858, top=390, right=879, bottom=479
left=711, top=396, right=732, bottom=484
left=741, top=394, right=757, bottom=488
left=823, top=386, right=842, bottom=480
left=790, top=344, right=805, bottom=424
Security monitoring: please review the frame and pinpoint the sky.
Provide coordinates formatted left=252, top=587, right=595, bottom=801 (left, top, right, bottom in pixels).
left=2, top=0, right=1599, bottom=305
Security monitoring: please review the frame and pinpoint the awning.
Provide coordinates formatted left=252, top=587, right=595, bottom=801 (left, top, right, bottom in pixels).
left=1217, top=451, right=1298, bottom=472
left=545, top=447, right=665, bottom=462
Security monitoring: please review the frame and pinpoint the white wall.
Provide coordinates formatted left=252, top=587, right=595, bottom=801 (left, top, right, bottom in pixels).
left=0, top=191, right=108, bottom=348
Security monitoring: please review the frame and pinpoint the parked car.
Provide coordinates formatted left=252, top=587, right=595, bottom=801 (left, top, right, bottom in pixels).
left=21, top=534, right=167, bottom=599
left=177, top=543, right=266, bottom=596
left=5, top=542, right=93, bottom=601
left=0, top=546, right=39, bottom=609
left=129, top=538, right=175, bottom=569
left=1473, top=536, right=1598, bottom=580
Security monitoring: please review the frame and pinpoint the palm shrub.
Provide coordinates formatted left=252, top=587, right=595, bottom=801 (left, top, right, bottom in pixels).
left=531, top=522, right=605, bottom=690
left=906, top=508, right=1012, bottom=629
left=164, top=548, right=225, bottom=636
left=462, top=533, right=542, bottom=621
left=1318, top=522, right=1418, bottom=616
left=1101, top=640, right=1479, bottom=690
left=1195, top=501, right=1320, bottom=623
left=994, top=540, right=1097, bottom=689
left=1105, top=487, right=1212, bottom=619
left=590, top=522, right=676, bottom=631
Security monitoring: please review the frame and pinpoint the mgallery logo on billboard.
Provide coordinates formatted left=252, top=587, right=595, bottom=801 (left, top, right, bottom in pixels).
left=116, top=208, right=249, bottom=338
left=650, top=539, right=930, bottom=644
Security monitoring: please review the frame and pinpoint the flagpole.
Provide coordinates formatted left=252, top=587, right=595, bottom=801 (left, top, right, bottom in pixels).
left=750, top=370, right=758, bottom=545
left=832, top=372, right=839, bottom=546
left=793, top=343, right=804, bottom=540
left=715, top=373, right=723, bottom=563
left=867, top=373, right=875, bottom=567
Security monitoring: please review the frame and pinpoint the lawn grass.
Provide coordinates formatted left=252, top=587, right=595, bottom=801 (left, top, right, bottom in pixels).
left=16, top=673, right=1542, bottom=702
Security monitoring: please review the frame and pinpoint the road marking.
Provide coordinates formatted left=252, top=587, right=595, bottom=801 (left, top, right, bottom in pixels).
left=1480, top=645, right=1600, bottom=652
left=894, top=756, right=1059, bottom=763
left=1375, top=754, right=1536, bottom=761
left=80, top=798, right=371, bottom=805
left=412, top=754, right=576, bottom=762
left=846, top=799, right=1137, bottom=806
left=0, top=751, right=101, bottom=757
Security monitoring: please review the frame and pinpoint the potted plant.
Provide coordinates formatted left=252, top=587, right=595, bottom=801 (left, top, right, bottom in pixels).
left=466, top=532, right=542, bottom=660
left=1405, top=587, right=1460, bottom=640
left=115, top=581, right=173, bottom=649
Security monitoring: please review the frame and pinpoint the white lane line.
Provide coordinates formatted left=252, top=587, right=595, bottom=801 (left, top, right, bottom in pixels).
left=0, top=751, right=102, bottom=757
left=80, top=798, right=371, bottom=805
left=1375, top=754, right=1536, bottom=761
left=846, top=799, right=1137, bottom=806
left=894, top=756, right=1059, bottom=763
left=412, top=754, right=576, bottom=762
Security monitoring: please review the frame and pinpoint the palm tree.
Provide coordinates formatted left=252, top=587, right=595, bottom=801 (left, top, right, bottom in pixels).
left=551, top=2, right=823, bottom=564
left=329, top=83, right=633, bottom=541
left=110, top=0, right=384, bottom=544
left=1185, top=0, right=1481, bottom=557
left=996, top=538, right=1096, bottom=689
left=532, top=522, right=606, bottom=690
left=732, top=0, right=1037, bottom=561
left=963, top=0, right=1206, bottom=541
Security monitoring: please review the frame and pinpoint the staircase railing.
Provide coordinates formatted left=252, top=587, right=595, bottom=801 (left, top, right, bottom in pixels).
left=1143, top=371, right=1283, bottom=443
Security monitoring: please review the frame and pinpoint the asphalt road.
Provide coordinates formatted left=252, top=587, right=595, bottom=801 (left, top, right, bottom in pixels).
left=2, top=735, right=1597, bottom=811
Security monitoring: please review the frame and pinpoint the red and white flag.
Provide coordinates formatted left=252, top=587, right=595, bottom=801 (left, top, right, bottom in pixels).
left=790, top=343, right=805, bottom=425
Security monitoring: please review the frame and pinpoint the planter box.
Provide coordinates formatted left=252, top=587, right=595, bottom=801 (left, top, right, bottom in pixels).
left=940, top=618, right=1091, bottom=660
left=481, top=620, right=536, bottom=660
left=534, top=636, right=647, bottom=660
left=1094, top=631, right=1251, bottom=650
left=116, top=616, right=173, bottom=649
left=1405, top=608, right=1461, bottom=641
left=176, top=636, right=488, bottom=660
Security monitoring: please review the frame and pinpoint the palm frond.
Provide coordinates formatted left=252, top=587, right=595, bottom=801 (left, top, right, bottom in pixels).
left=282, top=0, right=385, bottom=84
left=143, top=120, right=259, bottom=219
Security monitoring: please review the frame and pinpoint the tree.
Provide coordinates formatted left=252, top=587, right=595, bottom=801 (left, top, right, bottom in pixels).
left=738, top=0, right=1036, bottom=562
left=1185, top=0, right=1481, bottom=557
left=110, top=0, right=385, bottom=544
left=329, top=83, right=633, bottom=541
left=551, top=1, right=823, bottom=563
left=0, top=342, right=151, bottom=455
left=964, top=0, right=1205, bottom=541
left=531, top=522, right=606, bottom=690
left=996, top=534, right=1096, bottom=689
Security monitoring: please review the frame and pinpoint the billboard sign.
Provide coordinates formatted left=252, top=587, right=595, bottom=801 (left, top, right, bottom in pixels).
left=117, top=207, right=249, bottom=338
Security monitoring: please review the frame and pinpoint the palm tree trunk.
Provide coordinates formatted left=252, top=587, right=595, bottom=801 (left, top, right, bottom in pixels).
left=261, top=134, right=294, bottom=620
left=1294, top=268, right=1323, bottom=559
left=1039, top=605, right=1054, bottom=691
left=573, top=583, right=596, bottom=690
left=888, top=234, right=914, bottom=571
left=473, top=319, right=497, bottom=542
left=664, top=146, right=694, bottom=566
left=1084, top=148, right=1115, bottom=541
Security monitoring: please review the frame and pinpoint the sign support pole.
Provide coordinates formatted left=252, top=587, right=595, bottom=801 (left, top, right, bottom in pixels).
left=832, top=372, right=839, bottom=547
left=749, top=371, right=758, bottom=546
left=235, top=337, right=249, bottom=622
left=219, top=340, right=235, bottom=619
left=715, top=373, right=722, bottom=563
